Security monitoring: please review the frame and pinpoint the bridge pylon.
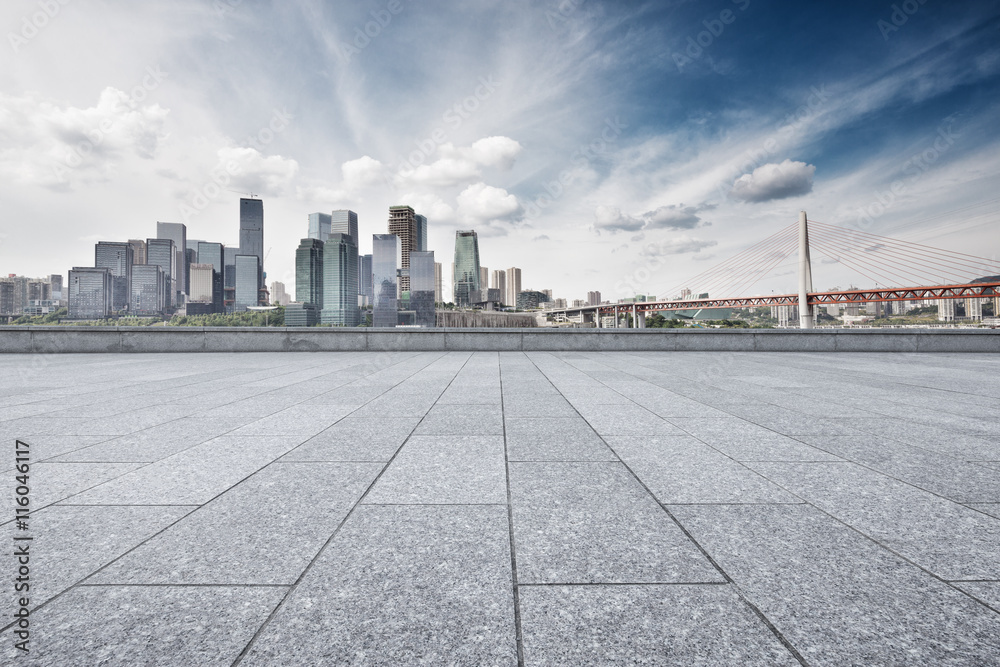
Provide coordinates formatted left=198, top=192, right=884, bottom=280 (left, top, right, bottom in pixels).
left=798, top=211, right=815, bottom=329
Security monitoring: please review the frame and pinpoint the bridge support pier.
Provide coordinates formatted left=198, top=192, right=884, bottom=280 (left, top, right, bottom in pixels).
left=798, top=210, right=815, bottom=329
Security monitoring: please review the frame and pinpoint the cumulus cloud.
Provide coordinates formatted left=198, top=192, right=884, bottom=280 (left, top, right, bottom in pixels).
left=0, top=88, right=169, bottom=189
left=593, top=204, right=706, bottom=234
left=640, top=236, right=717, bottom=256
left=217, top=146, right=298, bottom=197
left=398, top=136, right=522, bottom=187
left=341, top=155, right=387, bottom=189
left=456, top=182, right=523, bottom=232
left=730, top=159, right=815, bottom=202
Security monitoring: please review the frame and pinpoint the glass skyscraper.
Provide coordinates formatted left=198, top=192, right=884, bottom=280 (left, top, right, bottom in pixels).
left=410, top=251, right=436, bottom=327
left=68, top=267, right=113, bottom=319
left=234, top=255, right=260, bottom=311
left=415, top=214, right=427, bottom=252
left=453, top=230, right=481, bottom=306
left=197, top=242, right=225, bottom=312
left=295, top=238, right=324, bottom=309
left=95, top=241, right=133, bottom=313
left=146, top=238, right=176, bottom=307
left=308, top=212, right=332, bottom=242
left=372, top=234, right=399, bottom=328
left=239, top=198, right=264, bottom=289
left=156, top=221, right=187, bottom=299
left=320, top=233, right=360, bottom=326
left=358, top=254, right=373, bottom=305
left=131, top=264, right=165, bottom=316
left=331, top=210, right=359, bottom=248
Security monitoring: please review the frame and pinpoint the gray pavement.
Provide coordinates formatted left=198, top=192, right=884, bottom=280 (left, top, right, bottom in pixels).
left=2, top=350, right=999, bottom=665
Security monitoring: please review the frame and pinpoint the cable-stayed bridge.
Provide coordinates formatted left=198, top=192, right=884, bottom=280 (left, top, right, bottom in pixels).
left=547, top=212, right=1000, bottom=327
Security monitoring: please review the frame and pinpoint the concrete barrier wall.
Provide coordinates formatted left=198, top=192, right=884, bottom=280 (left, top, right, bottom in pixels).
left=1, top=326, right=998, bottom=353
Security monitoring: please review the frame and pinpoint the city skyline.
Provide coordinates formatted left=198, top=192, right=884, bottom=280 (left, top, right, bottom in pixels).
left=1, top=1, right=998, bottom=302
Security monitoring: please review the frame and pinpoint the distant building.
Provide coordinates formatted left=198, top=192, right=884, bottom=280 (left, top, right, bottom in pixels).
left=234, top=255, right=260, bottom=312
left=415, top=214, right=428, bottom=252
left=68, top=267, right=113, bottom=319
left=285, top=302, right=320, bottom=327
left=587, top=291, right=601, bottom=306
left=128, top=239, right=147, bottom=265
left=131, top=264, right=166, bottom=316
left=937, top=299, right=955, bottom=322
left=239, top=198, right=264, bottom=290
left=506, top=267, right=521, bottom=310
left=146, top=238, right=177, bottom=307
left=410, top=251, right=436, bottom=327
left=308, top=212, right=332, bottom=242
left=270, top=281, right=290, bottom=306
left=372, top=234, right=399, bottom=327
left=0, top=280, right=17, bottom=315
left=295, top=238, right=325, bottom=309
left=491, top=270, right=506, bottom=306
left=321, top=233, right=360, bottom=326
left=967, top=297, right=983, bottom=320
left=516, top=290, right=549, bottom=310
left=197, top=242, right=225, bottom=312
left=454, top=230, right=481, bottom=306
left=223, top=246, right=237, bottom=313
left=332, top=209, right=359, bottom=248
left=480, top=267, right=489, bottom=297
left=434, top=262, right=443, bottom=304
left=188, top=263, right=215, bottom=303
left=572, top=299, right=585, bottom=308
left=156, top=221, right=187, bottom=299
left=359, top=254, right=373, bottom=306
left=388, top=205, right=417, bottom=294
left=95, top=241, right=133, bottom=313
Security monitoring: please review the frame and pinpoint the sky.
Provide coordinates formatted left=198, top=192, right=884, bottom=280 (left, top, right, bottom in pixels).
left=1, top=0, right=999, bottom=301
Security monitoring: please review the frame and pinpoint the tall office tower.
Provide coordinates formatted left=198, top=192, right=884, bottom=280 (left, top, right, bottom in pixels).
left=372, top=234, right=399, bottom=327
left=295, top=238, right=325, bottom=309
left=410, top=251, right=436, bottom=327
left=234, top=255, right=260, bottom=312
left=156, top=221, right=188, bottom=299
left=505, top=267, right=522, bottom=309
left=68, top=267, right=113, bottom=319
left=146, top=238, right=177, bottom=307
left=480, top=267, right=489, bottom=297
left=0, top=280, right=16, bottom=315
left=415, top=214, right=428, bottom=252
left=453, top=230, right=481, bottom=306
left=197, top=242, right=225, bottom=313
left=49, top=274, right=64, bottom=303
left=95, top=242, right=134, bottom=313
left=388, top=205, right=417, bottom=293
left=239, top=197, right=264, bottom=289
left=188, top=264, right=215, bottom=303
left=491, top=270, right=506, bottom=306
left=270, top=281, right=290, bottom=306
left=128, top=239, right=147, bottom=265
left=358, top=254, right=373, bottom=305
left=321, top=233, right=360, bottom=326
left=587, top=291, right=601, bottom=306
left=223, top=246, right=237, bottom=313
left=308, top=212, right=332, bottom=242
left=434, top=262, right=442, bottom=304
left=331, top=210, right=359, bottom=248
left=131, top=265, right=166, bottom=316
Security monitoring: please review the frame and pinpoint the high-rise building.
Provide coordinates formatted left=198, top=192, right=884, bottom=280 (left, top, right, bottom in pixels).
left=197, top=242, right=225, bottom=313
left=388, top=205, right=417, bottom=293
left=320, top=233, right=360, bottom=326
left=454, top=230, right=481, bottom=306
left=270, top=281, right=290, bottom=306
left=434, top=262, right=442, bottom=304
left=223, top=246, right=237, bottom=313
left=359, top=253, right=373, bottom=306
left=587, top=291, right=601, bottom=306
left=295, top=238, right=324, bottom=309
left=0, top=280, right=17, bottom=315
left=491, top=270, right=506, bottom=306
left=146, top=238, right=177, bottom=307
left=308, top=212, right=332, bottom=242
left=415, top=214, right=428, bottom=252
left=49, top=274, right=64, bottom=303
left=68, top=267, right=113, bottom=319
left=156, top=222, right=187, bottom=299
left=410, top=251, right=436, bottom=327
left=480, top=266, right=489, bottom=297
left=234, top=255, right=260, bottom=312
left=372, top=234, right=399, bottom=327
left=239, top=198, right=264, bottom=289
left=131, top=264, right=166, bottom=316
left=332, top=210, right=359, bottom=248
left=95, top=241, right=134, bottom=313
left=505, top=267, right=521, bottom=309
left=128, top=239, right=147, bottom=265
left=188, top=263, right=215, bottom=304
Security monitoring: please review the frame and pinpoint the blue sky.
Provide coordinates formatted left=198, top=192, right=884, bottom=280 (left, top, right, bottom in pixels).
left=1, top=0, right=998, bottom=300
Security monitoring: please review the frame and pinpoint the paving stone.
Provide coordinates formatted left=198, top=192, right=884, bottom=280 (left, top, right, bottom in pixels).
left=280, top=416, right=420, bottom=461
left=510, top=462, right=722, bottom=584
left=669, top=417, right=841, bottom=461
left=414, top=404, right=504, bottom=435
left=672, top=503, right=1000, bottom=665
left=572, top=402, right=688, bottom=436
left=953, top=581, right=1000, bottom=612
left=17, top=461, right=144, bottom=509
left=241, top=505, right=517, bottom=666
left=92, top=462, right=379, bottom=585
left=505, top=417, right=616, bottom=461
left=1, top=585, right=285, bottom=666
left=519, top=584, right=798, bottom=666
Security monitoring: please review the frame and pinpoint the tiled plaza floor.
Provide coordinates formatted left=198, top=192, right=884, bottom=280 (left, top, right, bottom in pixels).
left=2, top=350, right=1000, bottom=665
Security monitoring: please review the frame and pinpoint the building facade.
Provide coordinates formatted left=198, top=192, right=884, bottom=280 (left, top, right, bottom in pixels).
left=188, top=263, right=215, bottom=303
left=131, top=264, right=166, bottom=316
left=434, top=262, right=442, bottom=304
left=491, top=270, right=506, bottom=306
left=372, top=234, right=399, bottom=327
left=68, top=267, right=113, bottom=319
left=94, top=241, right=133, bottom=313
left=454, top=230, right=481, bottom=306
left=234, top=255, right=260, bottom=312
left=388, top=205, right=417, bottom=293
left=156, top=221, right=187, bottom=300
left=410, top=251, right=436, bottom=327
left=320, top=233, right=360, bottom=326
left=415, top=214, right=427, bottom=252
left=146, top=238, right=177, bottom=307
left=128, top=239, right=147, bottom=265
left=359, top=253, right=373, bottom=306
left=331, top=210, right=359, bottom=248
left=295, top=238, right=324, bottom=309
left=307, top=212, right=332, bottom=242
left=506, top=267, right=522, bottom=309
left=270, top=281, right=290, bottom=306
left=239, top=198, right=264, bottom=289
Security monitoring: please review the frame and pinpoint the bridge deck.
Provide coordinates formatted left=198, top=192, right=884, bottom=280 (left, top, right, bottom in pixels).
left=3, top=351, right=1000, bottom=665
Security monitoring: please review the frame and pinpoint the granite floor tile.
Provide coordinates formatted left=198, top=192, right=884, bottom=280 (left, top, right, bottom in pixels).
left=970, top=503, right=1000, bottom=520
left=280, top=416, right=421, bottom=461
left=241, top=505, right=517, bottom=666
left=572, top=402, right=688, bottom=436
left=504, top=417, right=616, bottom=461
left=510, top=462, right=722, bottom=584
left=414, top=404, right=504, bottom=435
left=15, top=461, right=145, bottom=509
left=953, top=582, right=1000, bottom=612
left=669, top=417, right=842, bottom=461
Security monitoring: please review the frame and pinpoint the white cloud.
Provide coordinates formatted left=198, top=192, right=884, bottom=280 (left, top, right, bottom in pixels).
left=593, top=204, right=705, bottom=234
left=640, top=236, right=717, bottom=256
left=730, top=160, right=815, bottom=203
left=398, top=136, right=522, bottom=188
left=217, top=146, right=298, bottom=197
left=341, top=155, right=388, bottom=189
left=456, top=182, right=523, bottom=232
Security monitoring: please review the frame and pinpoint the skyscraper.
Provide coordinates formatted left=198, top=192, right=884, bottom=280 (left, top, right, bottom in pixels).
left=234, top=255, right=260, bottom=312
left=480, top=266, right=489, bottom=298
left=388, top=205, right=417, bottom=293
left=128, top=239, right=147, bottom=265
left=434, top=262, right=442, bottom=304
left=491, top=270, right=506, bottom=306
left=295, top=238, right=324, bottom=309
left=505, top=267, right=522, bottom=310
left=410, top=251, right=436, bottom=327
left=359, top=254, right=373, bottom=305
left=131, top=264, right=165, bottom=316
left=223, top=246, right=237, bottom=313
left=332, top=210, right=359, bottom=248
left=270, top=281, right=290, bottom=306
left=146, top=238, right=177, bottom=307
left=156, top=222, right=187, bottom=300
left=321, top=233, right=360, bottom=326
left=95, top=241, right=133, bottom=313
left=308, top=212, right=332, bottom=242
left=372, top=234, right=399, bottom=327
left=68, top=267, right=113, bottom=319
left=239, top=198, right=264, bottom=289
left=415, top=214, right=428, bottom=252
left=587, top=291, right=601, bottom=306
left=197, top=242, right=225, bottom=313
left=453, top=230, right=481, bottom=306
